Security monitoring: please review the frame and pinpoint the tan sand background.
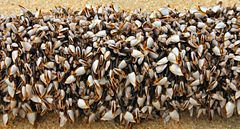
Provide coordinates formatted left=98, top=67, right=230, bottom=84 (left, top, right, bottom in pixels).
left=0, top=0, right=240, bottom=128
left=0, top=0, right=239, bottom=15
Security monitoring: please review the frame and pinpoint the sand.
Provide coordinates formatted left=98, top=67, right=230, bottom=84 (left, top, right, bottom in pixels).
left=0, top=112, right=240, bottom=129
left=0, top=0, right=240, bottom=128
left=0, top=0, right=239, bottom=16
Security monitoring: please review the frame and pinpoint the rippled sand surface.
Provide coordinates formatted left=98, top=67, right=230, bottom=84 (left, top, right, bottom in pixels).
left=0, top=0, right=240, bottom=128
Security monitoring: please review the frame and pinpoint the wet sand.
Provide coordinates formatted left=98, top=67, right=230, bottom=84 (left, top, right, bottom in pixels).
left=0, top=112, right=240, bottom=129
left=0, top=0, right=240, bottom=128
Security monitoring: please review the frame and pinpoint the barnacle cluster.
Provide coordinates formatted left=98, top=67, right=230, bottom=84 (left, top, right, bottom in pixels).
left=0, top=3, right=239, bottom=126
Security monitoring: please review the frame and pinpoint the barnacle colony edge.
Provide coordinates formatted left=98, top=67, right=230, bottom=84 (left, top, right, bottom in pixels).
left=0, top=3, right=239, bottom=127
